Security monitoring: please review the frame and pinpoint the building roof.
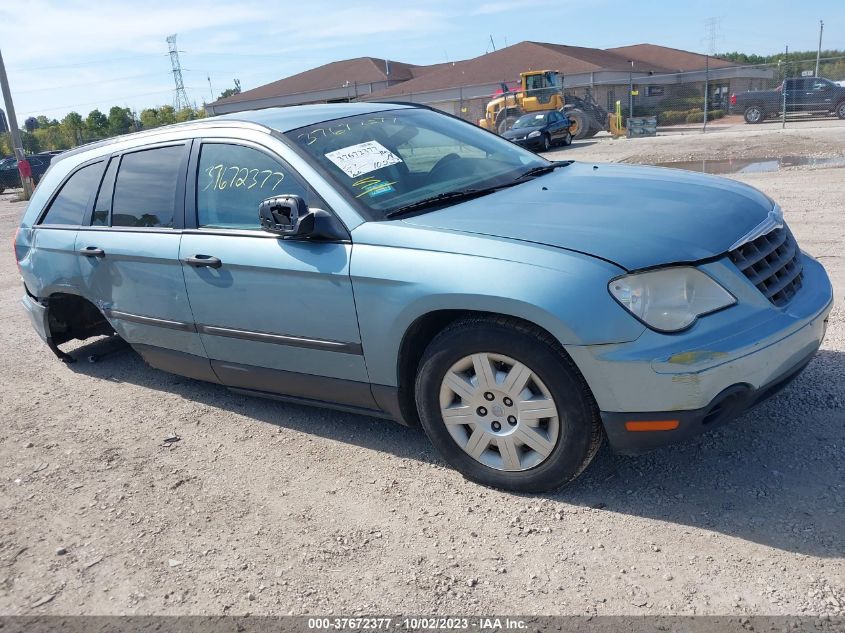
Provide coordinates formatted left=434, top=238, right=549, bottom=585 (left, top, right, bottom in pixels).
left=607, top=44, right=736, bottom=72
left=207, top=41, right=737, bottom=112
left=364, top=41, right=672, bottom=99
left=212, top=57, right=424, bottom=107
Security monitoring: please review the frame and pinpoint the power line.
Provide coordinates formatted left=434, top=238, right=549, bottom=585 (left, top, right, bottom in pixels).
left=18, top=87, right=202, bottom=116
left=16, top=53, right=165, bottom=72
left=15, top=71, right=169, bottom=95
left=166, top=34, right=190, bottom=110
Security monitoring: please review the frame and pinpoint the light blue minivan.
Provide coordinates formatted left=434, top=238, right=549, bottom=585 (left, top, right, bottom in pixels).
left=16, top=103, right=833, bottom=491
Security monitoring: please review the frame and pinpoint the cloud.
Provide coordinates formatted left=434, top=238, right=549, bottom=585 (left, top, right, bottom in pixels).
left=471, top=0, right=556, bottom=15
left=1, top=0, right=452, bottom=117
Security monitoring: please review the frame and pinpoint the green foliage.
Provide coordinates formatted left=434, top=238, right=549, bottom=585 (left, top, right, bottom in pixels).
left=20, top=131, right=40, bottom=153
left=86, top=109, right=108, bottom=138
left=718, top=49, right=845, bottom=65
left=659, top=110, right=695, bottom=125
left=107, top=106, right=133, bottom=136
left=10, top=102, right=206, bottom=153
left=685, top=109, right=724, bottom=123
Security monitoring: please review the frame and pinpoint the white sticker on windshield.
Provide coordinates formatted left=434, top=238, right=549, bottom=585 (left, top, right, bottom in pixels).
left=325, top=141, right=402, bottom=178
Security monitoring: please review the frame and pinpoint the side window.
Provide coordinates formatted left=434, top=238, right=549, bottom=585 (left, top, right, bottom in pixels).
left=92, top=157, right=118, bottom=226
left=197, top=143, right=307, bottom=229
left=40, top=162, right=104, bottom=226
left=112, top=145, right=184, bottom=228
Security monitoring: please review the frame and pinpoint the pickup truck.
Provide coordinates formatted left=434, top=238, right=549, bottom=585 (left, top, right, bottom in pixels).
left=731, top=77, right=845, bottom=124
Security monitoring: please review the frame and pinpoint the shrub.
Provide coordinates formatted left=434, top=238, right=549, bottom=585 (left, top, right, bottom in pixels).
left=660, top=109, right=698, bottom=125
left=685, top=109, right=725, bottom=123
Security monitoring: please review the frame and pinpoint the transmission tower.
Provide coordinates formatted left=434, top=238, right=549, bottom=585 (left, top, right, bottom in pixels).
left=704, top=17, right=721, bottom=56
left=166, top=34, right=190, bottom=110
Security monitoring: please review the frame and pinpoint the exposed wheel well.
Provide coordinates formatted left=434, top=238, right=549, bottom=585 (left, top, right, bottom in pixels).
left=395, top=310, right=561, bottom=426
left=46, top=293, right=114, bottom=345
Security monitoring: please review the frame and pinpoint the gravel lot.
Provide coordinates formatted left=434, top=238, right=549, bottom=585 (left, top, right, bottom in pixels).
left=1, top=124, right=843, bottom=616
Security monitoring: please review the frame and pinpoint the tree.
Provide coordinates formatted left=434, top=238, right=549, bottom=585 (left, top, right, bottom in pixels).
left=217, top=80, right=241, bottom=101
left=20, top=131, right=40, bottom=153
left=34, top=125, right=71, bottom=151
left=157, top=105, right=177, bottom=126
left=175, top=107, right=196, bottom=123
left=86, top=109, right=108, bottom=138
left=139, top=108, right=160, bottom=129
left=61, top=112, right=85, bottom=146
left=107, top=106, right=132, bottom=136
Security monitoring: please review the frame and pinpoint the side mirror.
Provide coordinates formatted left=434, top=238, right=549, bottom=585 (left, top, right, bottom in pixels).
left=258, top=195, right=314, bottom=237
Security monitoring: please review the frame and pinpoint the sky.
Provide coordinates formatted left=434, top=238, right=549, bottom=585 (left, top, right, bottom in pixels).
left=2, top=0, right=843, bottom=121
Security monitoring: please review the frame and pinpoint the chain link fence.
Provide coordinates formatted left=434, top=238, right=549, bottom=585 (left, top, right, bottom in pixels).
left=377, top=56, right=845, bottom=137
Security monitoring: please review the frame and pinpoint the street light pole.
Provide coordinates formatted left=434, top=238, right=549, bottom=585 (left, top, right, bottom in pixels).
left=0, top=48, right=33, bottom=199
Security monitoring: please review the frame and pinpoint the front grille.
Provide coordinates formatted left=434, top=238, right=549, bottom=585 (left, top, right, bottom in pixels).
left=728, top=226, right=803, bottom=307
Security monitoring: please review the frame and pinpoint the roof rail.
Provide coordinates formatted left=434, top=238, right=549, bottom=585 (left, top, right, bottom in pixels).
left=54, top=118, right=272, bottom=163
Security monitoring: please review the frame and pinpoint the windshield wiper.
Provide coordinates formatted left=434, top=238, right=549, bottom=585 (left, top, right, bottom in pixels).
left=514, top=160, right=573, bottom=181
left=385, top=186, right=505, bottom=219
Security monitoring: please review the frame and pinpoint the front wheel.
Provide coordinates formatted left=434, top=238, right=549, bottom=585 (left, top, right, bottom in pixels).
left=836, top=101, right=845, bottom=120
left=415, top=317, right=603, bottom=492
left=541, top=134, right=551, bottom=152
left=562, top=131, right=573, bottom=146
left=744, top=105, right=765, bottom=124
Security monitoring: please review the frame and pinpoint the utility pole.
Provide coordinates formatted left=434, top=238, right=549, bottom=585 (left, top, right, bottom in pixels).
left=628, top=60, right=634, bottom=121
left=167, top=34, right=190, bottom=111
left=782, top=45, right=788, bottom=129
left=703, top=55, right=710, bottom=133
left=0, top=49, right=33, bottom=199
left=815, top=20, right=824, bottom=77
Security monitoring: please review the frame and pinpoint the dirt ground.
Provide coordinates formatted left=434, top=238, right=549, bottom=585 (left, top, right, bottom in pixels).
left=1, top=124, right=843, bottom=617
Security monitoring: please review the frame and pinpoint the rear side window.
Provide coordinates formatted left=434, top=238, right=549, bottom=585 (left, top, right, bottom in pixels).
left=92, top=157, right=119, bottom=226
left=40, top=162, right=103, bottom=226
left=112, top=145, right=184, bottom=228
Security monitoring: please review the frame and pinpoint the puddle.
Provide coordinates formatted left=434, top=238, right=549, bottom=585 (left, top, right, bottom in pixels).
left=652, top=155, right=845, bottom=174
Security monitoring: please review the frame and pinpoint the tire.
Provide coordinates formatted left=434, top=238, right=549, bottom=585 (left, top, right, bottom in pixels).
left=541, top=134, right=551, bottom=152
left=562, top=131, right=572, bottom=146
left=836, top=101, right=845, bottom=120
left=566, top=109, right=590, bottom=140
left=582, top=126, right=600, bottom=138
left=744, top=105, right=765, bottom=124
left=414, top=316, right=604, bottom=493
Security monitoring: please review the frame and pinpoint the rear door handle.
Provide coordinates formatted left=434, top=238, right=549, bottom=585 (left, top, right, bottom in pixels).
left=78, top=246, right=105, bottom=257
left=183, top=254, right=222, bottom=269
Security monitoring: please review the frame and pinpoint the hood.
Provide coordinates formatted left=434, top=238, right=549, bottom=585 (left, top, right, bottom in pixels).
left=502, top=125, right=543, bottom=139
left=401, top=162, right=773, bottom=270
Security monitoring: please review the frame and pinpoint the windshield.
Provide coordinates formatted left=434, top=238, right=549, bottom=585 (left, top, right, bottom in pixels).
left=285, top=108, right=549, bottom=219
left=512, top=113, right=548, bottom=129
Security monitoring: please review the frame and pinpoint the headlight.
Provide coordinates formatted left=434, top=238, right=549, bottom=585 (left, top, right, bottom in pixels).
left=608, top=267, right=736, bottom=332
left=527, top=130, right=541, bottom=138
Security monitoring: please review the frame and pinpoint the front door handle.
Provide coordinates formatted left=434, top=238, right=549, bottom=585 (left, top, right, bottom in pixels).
left=183, top=254, right=222, bottom=269
left=78, top=246, right=105, bottom=257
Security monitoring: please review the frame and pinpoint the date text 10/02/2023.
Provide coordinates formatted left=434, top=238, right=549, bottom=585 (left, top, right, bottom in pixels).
left=306, top=617, right=528, bottom=630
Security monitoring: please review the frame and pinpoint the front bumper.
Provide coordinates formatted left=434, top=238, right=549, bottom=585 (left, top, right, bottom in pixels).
left=567, top=253, right=833, bottom=454
left=509, top=137, right=543, bottom=150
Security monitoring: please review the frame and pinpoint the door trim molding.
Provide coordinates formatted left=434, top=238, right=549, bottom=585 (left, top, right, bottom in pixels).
left=197, top=323, right=363, bottom=355
left=104, top=309, right=362, bottom=355
left=104, top=308, right=197, bottom=332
